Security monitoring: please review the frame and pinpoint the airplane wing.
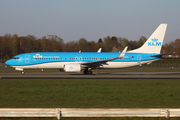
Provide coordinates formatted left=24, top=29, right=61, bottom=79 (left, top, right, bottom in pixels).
left=81, top=46, right=128, bottom=68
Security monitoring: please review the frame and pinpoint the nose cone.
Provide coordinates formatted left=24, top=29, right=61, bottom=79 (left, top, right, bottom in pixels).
left=5, top=59, right=13, bottom=66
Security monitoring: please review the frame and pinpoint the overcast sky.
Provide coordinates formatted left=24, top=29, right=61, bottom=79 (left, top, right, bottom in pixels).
left=0, top=0, right=180, bottom=44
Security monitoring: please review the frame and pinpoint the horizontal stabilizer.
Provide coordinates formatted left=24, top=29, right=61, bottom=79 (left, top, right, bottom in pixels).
left=150, top=53, right=173, bottom=57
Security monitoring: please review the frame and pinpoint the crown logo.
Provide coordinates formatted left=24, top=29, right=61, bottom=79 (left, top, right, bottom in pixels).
left=69, top=66, right=73, bottom=69
left=151, top=38, right=158, bottom=42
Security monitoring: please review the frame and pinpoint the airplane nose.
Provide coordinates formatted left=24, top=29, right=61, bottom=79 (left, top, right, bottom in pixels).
left=5, top=59, right=13, bottom=66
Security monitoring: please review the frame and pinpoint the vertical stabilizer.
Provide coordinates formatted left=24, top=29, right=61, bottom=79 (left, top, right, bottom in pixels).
left=129, top=24, right=167, bottom=54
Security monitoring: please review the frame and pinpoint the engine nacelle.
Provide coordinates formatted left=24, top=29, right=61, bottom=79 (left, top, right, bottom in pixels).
left=63, top=63, right=81, bottom=72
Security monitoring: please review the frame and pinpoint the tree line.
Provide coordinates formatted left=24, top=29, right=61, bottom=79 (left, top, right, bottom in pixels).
left=0, top=34, right=179, bottom=62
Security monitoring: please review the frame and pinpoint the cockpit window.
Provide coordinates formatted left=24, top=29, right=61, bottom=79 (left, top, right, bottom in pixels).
left=14, top=57, right=19, bottom=59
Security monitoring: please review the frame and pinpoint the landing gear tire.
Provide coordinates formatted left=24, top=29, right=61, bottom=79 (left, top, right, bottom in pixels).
left=87, top=70, right=92, bottom=75
left=84, top=69, right=88, bottom=74
left=84, top=69, right=92, bottom=75
left=21, top=71, right=25, bottom=75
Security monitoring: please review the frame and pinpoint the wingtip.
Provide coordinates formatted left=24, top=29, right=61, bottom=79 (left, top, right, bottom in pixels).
left=117, top=46, right=128, bottom=59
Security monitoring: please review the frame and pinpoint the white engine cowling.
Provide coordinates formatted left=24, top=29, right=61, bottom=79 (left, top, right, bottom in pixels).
left=63, top=63, right=81, bottom=72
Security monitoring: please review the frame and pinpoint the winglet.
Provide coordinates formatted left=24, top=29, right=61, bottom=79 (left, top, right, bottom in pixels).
left=97, top=48, right=102, bottom=53
left=117, top=46, right=128, bottom=59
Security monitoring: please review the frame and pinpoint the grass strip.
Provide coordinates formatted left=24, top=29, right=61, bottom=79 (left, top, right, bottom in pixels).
left=1, top=79, right=180, bottom=120
left=0, top=79, right=180, bottom=108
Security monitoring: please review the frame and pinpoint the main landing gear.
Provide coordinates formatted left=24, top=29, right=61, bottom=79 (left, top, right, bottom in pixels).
left=84, top=69, right=92, bottom=75
left=21, top=71, right=25, bottom=75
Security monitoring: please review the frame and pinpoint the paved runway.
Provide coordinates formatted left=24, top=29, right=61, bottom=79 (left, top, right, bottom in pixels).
left=0, top=72, right=180, bottom=79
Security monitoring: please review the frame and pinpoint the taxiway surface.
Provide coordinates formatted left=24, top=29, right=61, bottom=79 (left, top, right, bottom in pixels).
left=0, top=72, right=180, bottom=79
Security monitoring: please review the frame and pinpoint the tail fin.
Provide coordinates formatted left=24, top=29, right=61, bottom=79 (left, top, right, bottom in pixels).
left=129, top=23, right=167, bottom=54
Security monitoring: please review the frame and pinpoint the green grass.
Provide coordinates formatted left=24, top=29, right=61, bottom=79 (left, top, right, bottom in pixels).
left=1, top=79, right=180, bottom=108
left=1, top=79, right=180, bottom=120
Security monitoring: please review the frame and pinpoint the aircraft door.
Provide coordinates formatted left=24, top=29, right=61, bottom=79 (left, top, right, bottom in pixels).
left=75, top=57, right=78, bottom=62
left=137, top=55, right=141, bottom=64
left=79, top=57, right=82, bottom=62
left=25, top=55, right=29, bottom=63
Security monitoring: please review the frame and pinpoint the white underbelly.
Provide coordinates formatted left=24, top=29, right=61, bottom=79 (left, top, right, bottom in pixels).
left=102, top=60, right=155, bottom=68
left=12, top=62, right=66, bottom=69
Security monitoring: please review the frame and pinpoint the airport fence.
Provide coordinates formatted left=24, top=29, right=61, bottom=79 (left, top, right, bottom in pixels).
left=0, top=108, right=180, bottom=119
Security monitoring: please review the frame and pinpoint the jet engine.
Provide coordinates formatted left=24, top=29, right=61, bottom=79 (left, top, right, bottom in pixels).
left=63, top=63, right=81, bottom=72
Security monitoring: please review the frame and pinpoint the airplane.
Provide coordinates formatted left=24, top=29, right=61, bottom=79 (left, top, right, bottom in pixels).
left=5, top=23, right=167, bottom=75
